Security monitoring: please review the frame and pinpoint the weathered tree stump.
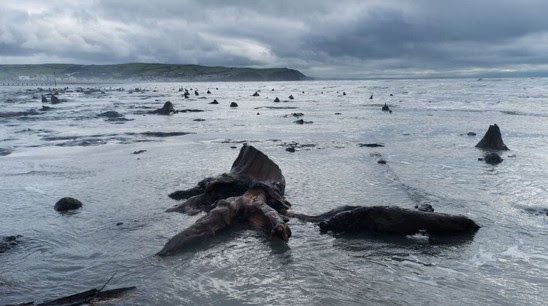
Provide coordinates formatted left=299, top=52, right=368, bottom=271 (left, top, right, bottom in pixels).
left=159, top=145, right=480, bottom=256
left=167, top=145, right=289, bottom=215
left=54, top=197, right=83, bottom=212
left=50, top=95, right=60, bottom=104
left=483, top=152, right=503, bottom=165
left=158, top=185, right=291, bottom=256
left=475, top=124, right=509, bottom=150
left=149, top=101, right=176, bottom=115
left=159, top=145, right=291, bottom=256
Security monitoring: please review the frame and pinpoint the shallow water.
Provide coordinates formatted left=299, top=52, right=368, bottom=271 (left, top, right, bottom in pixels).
left=1, top=79, right=547, bottom=305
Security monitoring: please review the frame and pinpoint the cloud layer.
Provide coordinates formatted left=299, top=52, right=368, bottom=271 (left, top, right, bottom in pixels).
left=2, top=0, right=548, bottom=78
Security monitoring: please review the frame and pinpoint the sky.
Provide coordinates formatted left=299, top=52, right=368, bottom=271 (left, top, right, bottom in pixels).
left=2, top=0, right=548, bottom=79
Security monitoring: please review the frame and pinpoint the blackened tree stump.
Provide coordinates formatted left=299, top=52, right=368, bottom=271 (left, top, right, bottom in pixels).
left=475, top=124, right=509, bottom=150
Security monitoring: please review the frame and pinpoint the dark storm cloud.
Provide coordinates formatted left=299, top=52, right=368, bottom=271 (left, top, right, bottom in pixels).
left=298, top=0, right=548, bottom=76
left=2, top=0, right=548, bottom=78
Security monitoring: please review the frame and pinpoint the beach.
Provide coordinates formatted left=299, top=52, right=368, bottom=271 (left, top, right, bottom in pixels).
left=1, top=78, right=548, bottom=305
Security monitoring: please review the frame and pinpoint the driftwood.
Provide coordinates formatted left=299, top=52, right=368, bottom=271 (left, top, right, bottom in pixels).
left=159, top=145, right=480, bottom=256
left=7, top=273, right=135, bottom=306
left=9, top=287, right=135, bottom=306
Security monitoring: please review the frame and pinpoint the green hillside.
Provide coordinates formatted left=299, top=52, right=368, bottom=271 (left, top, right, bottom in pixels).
left=0, top=63, right=310, bottom=82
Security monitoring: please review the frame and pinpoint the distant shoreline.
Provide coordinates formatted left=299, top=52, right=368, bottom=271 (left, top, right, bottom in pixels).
left=0, top=63, right=311, bottom=83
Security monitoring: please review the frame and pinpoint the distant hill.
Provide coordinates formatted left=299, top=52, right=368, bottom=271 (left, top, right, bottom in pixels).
left=0, top=63, right=310, bottom=82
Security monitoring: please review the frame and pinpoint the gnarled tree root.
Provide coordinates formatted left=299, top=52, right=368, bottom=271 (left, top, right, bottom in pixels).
left=157, top=186, right=291, bottom=256
left=166, top=144, right=290, bottom=215
left=159, top=145, right=480, bottom=257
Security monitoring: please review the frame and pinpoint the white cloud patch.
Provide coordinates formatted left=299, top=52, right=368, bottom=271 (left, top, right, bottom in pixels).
left=203, top=35, right=276, bottom=64
left=2, top=0, right=548, bottom=78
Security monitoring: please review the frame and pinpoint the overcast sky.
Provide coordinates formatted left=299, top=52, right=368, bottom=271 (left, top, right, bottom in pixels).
left=2, top=0, right=548, bottom=78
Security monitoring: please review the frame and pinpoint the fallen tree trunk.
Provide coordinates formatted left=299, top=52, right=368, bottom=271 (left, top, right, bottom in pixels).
left=293, top=205, right=479, bottom=235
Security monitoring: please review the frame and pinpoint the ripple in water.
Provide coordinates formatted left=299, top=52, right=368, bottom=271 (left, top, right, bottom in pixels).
left=1, top=79, right=548, bottom=305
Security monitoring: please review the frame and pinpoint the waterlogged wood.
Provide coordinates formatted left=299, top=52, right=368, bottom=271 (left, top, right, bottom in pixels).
left=288, top=205, right=361, bottom=223
left=157, top=186, right=291, bottom=256
left=475, top=124, right=509, bottom=150
left=166, top=145, right=290, bottom=215
left=159, top=145, right=479, bottom=257
left=9, top=286, right=136, bottom=306
left=298, top=205, right=480, bottom=235
left=159, top=145, right=292, bottom=256
left=149, top=101, right=176, bottom=115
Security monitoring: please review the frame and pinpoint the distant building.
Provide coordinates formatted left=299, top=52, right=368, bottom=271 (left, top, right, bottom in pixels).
left=18, top=75, right=31, bottom=80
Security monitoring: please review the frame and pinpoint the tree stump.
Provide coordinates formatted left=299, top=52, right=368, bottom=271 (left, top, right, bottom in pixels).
left=54, top=197, right=83, bottom=212
left=159, top=145, right=291, bottom=256
left=475, top=124, right=509, bottom=150
left=159, top=145, right=480, bottom=256
left=149, top=101, right=176, bottom=115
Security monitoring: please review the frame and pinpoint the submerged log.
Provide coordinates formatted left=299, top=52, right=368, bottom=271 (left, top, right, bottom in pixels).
left=475, top=124, right=509, bottom=150
left=294, top=205, right=479, bottom=236
left=0, top=110, right=39, bottom=118
left=11, top=286, right=136, bottom=306
left=288, top=205, right=360, bottom=223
